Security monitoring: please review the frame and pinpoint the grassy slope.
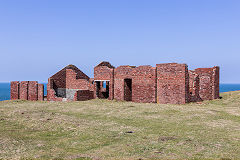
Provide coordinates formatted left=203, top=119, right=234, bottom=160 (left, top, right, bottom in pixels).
left=0, top=91, right=240, bottom=159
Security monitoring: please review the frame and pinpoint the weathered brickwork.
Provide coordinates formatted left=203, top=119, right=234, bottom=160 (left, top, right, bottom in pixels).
left=10, top=81, right=20, bottom=100
left=189, top=71, right=197, bottom=101
left=156, top=63, right=189, bottom=104
left=94, top=62, right=114, bottom=100
left=213, top=66, right=220, bottom=99
left=48, top=62, right=219, bottom=104
left=113, top=65, right=157, bottom=103
left=28, top=81, right=38, bottom=101
left=132, top=66, right=157, bottom=103
left=47, top=81, right=63, bottom=101
left=20, top=81, right=29, bottom=100
left=188, top=70, right=201, bottom=102
left=10, top=81, right=44, bottom=101
left=38, top=84, right=44, bottom=101
left=11, top=62, right=219, bottom=104
left=47, top=64, right=94, bottom=101
left=66, top=69, right=91, bottom=90
left=114, top=66, right=134, bottom=101
left=194, top=66, right=220, bottom=101
left=74, top=90, right=94, bottom=101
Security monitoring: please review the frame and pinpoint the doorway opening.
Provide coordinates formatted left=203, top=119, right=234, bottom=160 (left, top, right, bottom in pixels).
left=95, top=81, right=109, bottom=99
left=124, top=79, right=132, bottom=101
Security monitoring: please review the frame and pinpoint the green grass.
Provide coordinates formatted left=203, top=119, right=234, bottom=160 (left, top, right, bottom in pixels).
left=0, top=91, right=240, bottom=159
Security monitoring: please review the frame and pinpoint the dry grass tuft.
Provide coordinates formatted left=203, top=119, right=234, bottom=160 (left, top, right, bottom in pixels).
left=0, top=91, right=240, bottom=159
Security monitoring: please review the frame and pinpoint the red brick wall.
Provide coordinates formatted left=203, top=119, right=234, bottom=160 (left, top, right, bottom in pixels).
left=132, top=66, right=156, bottom=103
left=66, top=69, right=92, bottom=90
left=67, top=65, right=90, bottom=80
left=47, top=65, right=93, bottom=101
left=194, top=66, right=219, bottom=101
left=19, top=81, right=29, bottom=100
left=11, top=81, right=45, bottom=101
left=189, top=70, right=201, bottom=102
left=95, top=62, right=219, bottom=104
left=10, top=81, right=19, bottom=100
left=38, top=84, right=44, bottom=101
left=195, top=68, right=213, bottom=100
left=94, top=66, right=114, bottom=100
left=113, top=65, right=157, bottom=103
left=47, top=89, right=63, bottom=101
left=113, top=78, right=124, bottom=101
left=47, top=79, right=63, bottom=101
left=89, top=78, right=94, bottom=91
left=50, top=70, right=66, bottom=89
left=47, top=79, right=54, bottom=101
left=28, top=81, right=38, bottom=101
left=213, top=66, right=220, bottom=99
left=74, top=90, right=94, bottom=101
left=49, top=65, right=90, bottom=90
left=156, top=63, right=189, bottom=104
left=94, top=66, right=114, bottom=80
left=114, top=66, right=134, bottom=101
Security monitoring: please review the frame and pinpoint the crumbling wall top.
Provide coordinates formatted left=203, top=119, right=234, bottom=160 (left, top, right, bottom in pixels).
left=95, top=61, right=115, bottom=69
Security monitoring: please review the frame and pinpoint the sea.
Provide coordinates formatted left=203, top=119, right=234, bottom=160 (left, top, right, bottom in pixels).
left=0, top=83, right=240, bottom=101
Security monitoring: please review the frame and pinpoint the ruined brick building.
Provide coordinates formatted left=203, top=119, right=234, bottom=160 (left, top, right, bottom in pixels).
left=10, top=81, right=44, bottom=101
left=11, top=61, right=219, bottom=104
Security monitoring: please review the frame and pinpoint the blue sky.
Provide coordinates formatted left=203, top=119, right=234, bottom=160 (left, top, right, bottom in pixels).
left=0, top=0, right=239, bottom=83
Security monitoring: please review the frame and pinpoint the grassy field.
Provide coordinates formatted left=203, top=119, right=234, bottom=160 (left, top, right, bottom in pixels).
left=0, top=92, right=240, bottom=159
